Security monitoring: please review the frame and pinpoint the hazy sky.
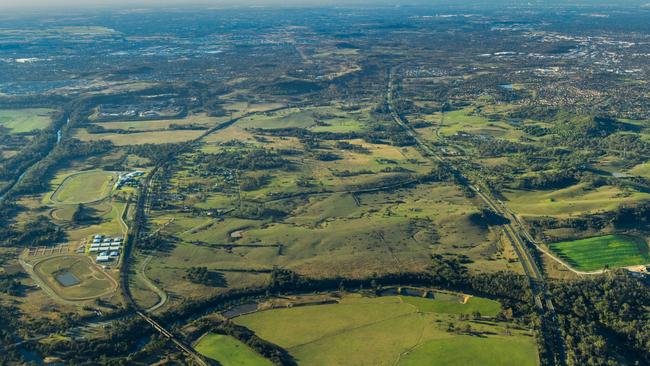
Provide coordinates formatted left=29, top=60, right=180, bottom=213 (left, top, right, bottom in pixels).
left=0, top=0, right=379, bottom=10
left=0, top=0, right=646, bottom=10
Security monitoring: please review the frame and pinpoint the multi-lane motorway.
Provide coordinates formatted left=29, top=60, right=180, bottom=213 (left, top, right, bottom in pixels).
left=387, top=67, right=565, bottom=365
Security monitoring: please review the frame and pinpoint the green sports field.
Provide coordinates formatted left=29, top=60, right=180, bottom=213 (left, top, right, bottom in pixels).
left=234, top=294, right=538, bottom=366
left=549, top=235, right=650, bottom=271
left=195, top=333, right=273, bottom=366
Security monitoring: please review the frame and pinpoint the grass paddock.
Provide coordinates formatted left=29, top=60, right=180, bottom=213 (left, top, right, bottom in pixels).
left=234, top=294, right=537, bottom=366
left=0, top=108, right=54, bottom=133
left=195, top=333, right=273, bottom=366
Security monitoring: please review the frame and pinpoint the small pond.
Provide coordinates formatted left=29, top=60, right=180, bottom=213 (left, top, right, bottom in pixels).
left=55, top=271, right=80, bottom=287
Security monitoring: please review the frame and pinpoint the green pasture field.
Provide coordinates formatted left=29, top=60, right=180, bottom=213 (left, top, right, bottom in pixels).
left=402, top=292, right=501, bottom=317
left=437, top=107, right=522, bottom=140
left=0, top=108, right=54, bottom=133
left=549, top=235, right=650, bottom=271
left=32, top=255, right=117, bottom=300
left=50, top=170, right=116, bottom=204
left=237, top=108, right=317, bottom=129
left=94, top=113, right=224, bottom=131
left=236, top=106, right=367, bottom=132
left=195, top=334, right=273, bottom=366
left=143, top=243, right=269, bottom=300
left=74, top=128, right=204, bottom=145
left=398, top=336, right=539, bottom=366
left=629, top=162, right=650, bottom=179
left=141, top=179, right=518, bottom=305
left=503, top=183, right=650, bottom=217
left=234, top=294, right=537, bottom=366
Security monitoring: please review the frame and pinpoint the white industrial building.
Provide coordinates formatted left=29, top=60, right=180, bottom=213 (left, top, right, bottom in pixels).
left=96, top=255, right=111, bottom=263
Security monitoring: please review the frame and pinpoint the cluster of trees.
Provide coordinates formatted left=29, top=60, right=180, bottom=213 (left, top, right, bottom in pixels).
left=468, top=208, right=510, bottom=228
left=0, top=215, right=64, bottom=248
left=332, top=169, right=374, bottom=177
left=0, top=131, right=53, bottom=181
left=0, top=303, right=23, bottom=361
left=200, top=149, right=291, bottom=171
left=550, top=271, right=650, bottom=365
left=240, top=174, right=271, bottom=191
left=553, top=115, right=632, bottom=142
left=257, top=123, right=416, bottom=148
left=32, top=315, right=153, bottom=365
left=0, top=274, right=20, bottom=295
left=72, top=204, right=100, bottom=224
left=420, top=163, right=452, bottom=183
left=185, top=266, right=227, bottom=287
left=128, top=143, right=187, bottom=165
left=516, top=170, right=579, bottom=190
left=521, top=124, right=549, bottom=137
left=335, top=141, right=369, bottom=153
left=314, top=152, right=341, bottom=161
left=461, top=135, right=534, bottom=157
left=234, top=203, right=287, bottom=220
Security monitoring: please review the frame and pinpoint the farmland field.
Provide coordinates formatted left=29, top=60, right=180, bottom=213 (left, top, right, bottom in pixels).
left=73, top=128, right=204, bottom=145
left=548, top=235, right=650, bottom=271
left=234, top=294, right=537, bottom=366
left=50, top=170, right=116, bottom=204
left=503, top=184, right=650, bottom=217
left=195, top=333, right=273, bottom=366
left=93, top=113, right=224, bottom=131
left=398, top=336, right=539, bottom=366
left=0, top=108, right=54, bottom=133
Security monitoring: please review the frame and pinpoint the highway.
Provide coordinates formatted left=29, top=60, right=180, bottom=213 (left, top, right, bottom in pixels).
left=386, top=67, right=565, bottom=365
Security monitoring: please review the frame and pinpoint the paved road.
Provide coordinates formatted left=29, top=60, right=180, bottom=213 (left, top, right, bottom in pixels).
left=139, top=255, right=169, bottom=313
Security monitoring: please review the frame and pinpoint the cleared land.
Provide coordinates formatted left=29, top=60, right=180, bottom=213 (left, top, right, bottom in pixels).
left=50, top=170, right=116, bottom=204
left=195, top=334, right=273, bottom=366
left=398, top=336, right=539, bottom=366
left=504, top=184, right=650, bottom=217
left=401, top=292, right=501, bottom=316
left=235, top=294, right=537, bottom=366
left=94, top=113, right=224, bottom=131
left=549, top=234, right=650, bottom=271
left=73, top=128, right=204, bottom=145
left=0, top=108, right=54, bottom=133
left=32, top=255, right=117, bottom=300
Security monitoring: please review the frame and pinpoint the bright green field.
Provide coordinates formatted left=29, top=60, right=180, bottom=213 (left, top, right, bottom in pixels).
left=399, top=336, right=539, bottom=366
left=549, top=235, right=650, bottom=271
left=0, top=108, right=54, bottom=133
left=50, top=170, right=116, bottom=204
left=235, top=295, right=538, bottom=366
left=195, top=334, right=273, bottom=366
left=402, top=292, right=501, bottom=317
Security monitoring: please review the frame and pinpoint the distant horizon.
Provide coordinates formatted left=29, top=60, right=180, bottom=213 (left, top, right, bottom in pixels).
left=0, top=0, right=648, bottom=11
